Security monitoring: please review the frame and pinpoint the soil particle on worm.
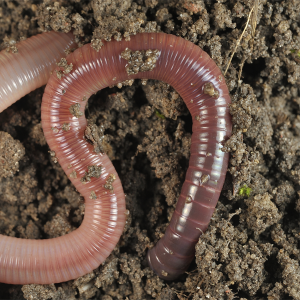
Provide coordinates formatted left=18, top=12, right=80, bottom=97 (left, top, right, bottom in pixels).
left=61, top=122, right=70, bottom=131
left=80, top=165, right=102, bottom=184
left=104, top=174, right=116, bottom=192
left=69, top=103, right=83, bottom=118
left=121, top=48, right=161, bottom=75
left=1, top=0, right=300, bottom=299
left=84, top=123, right=110, bottom=154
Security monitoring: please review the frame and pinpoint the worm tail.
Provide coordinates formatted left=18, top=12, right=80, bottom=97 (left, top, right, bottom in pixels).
left=142, top=34, right=232, bottom=279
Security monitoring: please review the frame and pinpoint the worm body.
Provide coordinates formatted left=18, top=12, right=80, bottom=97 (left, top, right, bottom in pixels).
left=0, top=31, right=76, bottom=112
left=0, top=32, right=231, bottom=284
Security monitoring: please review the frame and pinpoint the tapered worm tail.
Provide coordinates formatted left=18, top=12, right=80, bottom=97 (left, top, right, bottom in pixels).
left=0, top=32, right=231, bottom=284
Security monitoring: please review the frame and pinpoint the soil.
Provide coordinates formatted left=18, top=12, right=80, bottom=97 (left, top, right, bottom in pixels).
left=0, top=0, right=300, bottom=299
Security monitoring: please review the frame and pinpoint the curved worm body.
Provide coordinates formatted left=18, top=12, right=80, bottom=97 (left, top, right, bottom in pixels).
left=0, top=32, right=231, bottom=284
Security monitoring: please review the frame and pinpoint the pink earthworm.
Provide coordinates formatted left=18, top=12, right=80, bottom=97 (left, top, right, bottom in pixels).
left=0, top=31, right=231, bottom=284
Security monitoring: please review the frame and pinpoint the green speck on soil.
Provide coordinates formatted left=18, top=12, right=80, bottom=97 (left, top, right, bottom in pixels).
left=238, top=184, right=252, bottom=197
left=155, top=110, right=165, bottom=119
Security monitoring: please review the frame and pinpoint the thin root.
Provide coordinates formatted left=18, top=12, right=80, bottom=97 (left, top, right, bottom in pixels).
left=224, top=5, right=255, bottom=76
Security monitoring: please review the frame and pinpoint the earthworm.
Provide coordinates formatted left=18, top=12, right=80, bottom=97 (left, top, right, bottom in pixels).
left=0, top=31, right=231, bottom=284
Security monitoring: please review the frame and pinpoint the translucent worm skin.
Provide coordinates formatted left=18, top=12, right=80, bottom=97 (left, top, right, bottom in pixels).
left=0, top=32, right=231, bottom=284
left=0, top=31, right=76, bottom=113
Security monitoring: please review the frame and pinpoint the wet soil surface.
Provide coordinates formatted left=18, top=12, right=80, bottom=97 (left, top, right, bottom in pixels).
left=0, top=0, right=300, bottom=299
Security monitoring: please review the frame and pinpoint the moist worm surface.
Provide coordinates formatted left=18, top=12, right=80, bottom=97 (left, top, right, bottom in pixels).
left=0, top=32, right=231, bottom=284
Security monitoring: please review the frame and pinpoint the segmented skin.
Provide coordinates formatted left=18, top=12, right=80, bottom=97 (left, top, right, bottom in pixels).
left=0, top=32, right=231, bottom=284
left=0, top=31, right=76, bottom=113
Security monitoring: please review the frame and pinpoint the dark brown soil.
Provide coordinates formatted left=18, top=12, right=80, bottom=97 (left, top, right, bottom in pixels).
left=0, top=0, right=300, bottom=299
